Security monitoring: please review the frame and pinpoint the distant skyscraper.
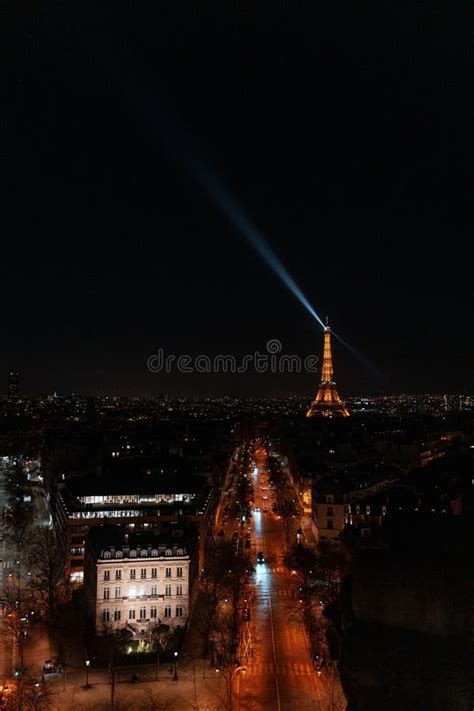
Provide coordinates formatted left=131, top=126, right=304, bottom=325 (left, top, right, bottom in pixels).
left=8, top=371, right=19, bottom=400
left=307, top=319, right=349, bottom=418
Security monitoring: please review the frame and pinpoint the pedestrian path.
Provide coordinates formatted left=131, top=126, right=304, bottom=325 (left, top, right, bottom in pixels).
left=244, top=661, right=314, bottom=676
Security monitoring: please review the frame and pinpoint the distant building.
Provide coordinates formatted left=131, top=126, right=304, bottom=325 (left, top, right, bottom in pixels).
left=84, top=525, right=196, bottom=637
left=8, top=371, right=19, bottom=400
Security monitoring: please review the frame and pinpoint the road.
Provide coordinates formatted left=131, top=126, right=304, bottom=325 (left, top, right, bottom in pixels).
left=215, top=443, right=324, bottom=711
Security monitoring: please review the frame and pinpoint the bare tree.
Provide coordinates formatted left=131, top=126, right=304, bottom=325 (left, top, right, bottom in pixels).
left=27, top=526, right=68, bottom=624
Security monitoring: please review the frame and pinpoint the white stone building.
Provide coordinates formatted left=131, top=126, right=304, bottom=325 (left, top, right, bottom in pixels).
left=84, top=526, right=196, bottom=637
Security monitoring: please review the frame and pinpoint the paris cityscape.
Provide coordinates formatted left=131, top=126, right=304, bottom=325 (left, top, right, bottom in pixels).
left=3, top=2, right=473, bottom=710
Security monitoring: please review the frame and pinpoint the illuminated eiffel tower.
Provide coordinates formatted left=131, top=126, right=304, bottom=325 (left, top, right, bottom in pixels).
left=306, top=318, right=349, bottom=418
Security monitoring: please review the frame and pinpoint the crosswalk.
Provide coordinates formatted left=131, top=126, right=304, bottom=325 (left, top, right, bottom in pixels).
left=244, top=661, right=314, bottom=676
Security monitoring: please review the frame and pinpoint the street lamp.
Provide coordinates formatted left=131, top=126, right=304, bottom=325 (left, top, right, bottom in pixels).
left=173, top=651, right=178, bottom=681
left=84, top=659, right=91, bottom=689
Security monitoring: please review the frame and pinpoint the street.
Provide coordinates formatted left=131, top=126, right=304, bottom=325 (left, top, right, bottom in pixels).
left=235, top=444, right=323, bottom=711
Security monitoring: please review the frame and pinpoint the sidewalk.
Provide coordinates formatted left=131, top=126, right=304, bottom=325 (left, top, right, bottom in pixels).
left=44, top=657, right=227, bottom=711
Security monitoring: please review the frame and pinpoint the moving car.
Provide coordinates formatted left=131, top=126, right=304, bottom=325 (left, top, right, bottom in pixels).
left=257, top=551, right=265, bottom=564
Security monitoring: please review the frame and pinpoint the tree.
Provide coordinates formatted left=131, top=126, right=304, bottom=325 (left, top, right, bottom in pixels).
left=1, top=497, right=33, bottom=564
left=27, top=526, right=68, bottom=624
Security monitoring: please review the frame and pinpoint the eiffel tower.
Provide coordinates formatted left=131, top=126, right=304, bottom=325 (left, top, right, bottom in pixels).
left=306, top=318, right=349, bottom=418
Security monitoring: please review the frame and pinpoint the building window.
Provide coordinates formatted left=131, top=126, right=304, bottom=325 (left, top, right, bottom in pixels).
left=102, top=609, right=110, bottom=622
left=164, top=605, right=171, bottom=618
left=327, top=519, right=334, bottom=530
left=165, top=584, right=171, bottom=597
left=326, top=495, right=334, bottom=504
left=151, top=585, right=157, bottom=597
left=130, top=569, right=136, bottom=580
left=165, top=549, right=172, bottom=557
left=130, top=550, right=137, bottom=558
left=114, top=609, right=121, bottom=621
left=151, top=568, right=157, bottom=579
left=176, top=548, right=184, bottom=556
left=104, top=551, right=111, bottom=559
left=129, top=609, right=135, bottom=620
left=176, top=567, right=183, bottom=578
left=327, top=506, right=334, bottom=516
left=115, top=587, right=121, bottom=599
left=176, top=585, right=183, bottom=596
left=103, top=588, right=110, bottom=600
left=104, top=570, right=110, bottom=581
left=129, top=586, right=136, bottom=599
left=176, top=605, right=183, bottom=617
left=115, top=570, right=122, bottom=581
left=141, top=550, right=147, bottom=557
left=116, top=551, right=123, bottom=559
left=165, top=567, right=172, bottom=578
left=151, top=549, right=158, bottom=557
left=150, top=606, right=157, bottom=618
left=140, top=568, right=146, bottom=579
left=139, top=606, right=146, bottom=620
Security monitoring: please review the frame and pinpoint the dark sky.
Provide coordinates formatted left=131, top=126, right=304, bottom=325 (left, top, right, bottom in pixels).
left=3, top=1, right=474, bottom=396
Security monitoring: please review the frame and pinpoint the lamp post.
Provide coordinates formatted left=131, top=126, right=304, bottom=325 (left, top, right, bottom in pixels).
left=173, top=651, right=178, bottom=681
left=84, top=660, right=91, bottom=689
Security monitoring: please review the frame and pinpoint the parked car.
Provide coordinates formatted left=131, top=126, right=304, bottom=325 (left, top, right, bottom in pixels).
left=257, top=551, right=265, bottom=564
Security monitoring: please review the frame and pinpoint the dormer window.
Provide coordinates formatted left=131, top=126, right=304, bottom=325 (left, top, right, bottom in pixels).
left=116, top=551, right=123, bottom=559
left=165, top=549, right=172, bottom=557
left=130, top=550, right=137, bottom=558
left=141, top=550, right=147, bottom=557
left=151, top=549, right=158, bottom=557
left=176, top=548, right=184, bottom=556
left=104, top=551, right=111, bottom=559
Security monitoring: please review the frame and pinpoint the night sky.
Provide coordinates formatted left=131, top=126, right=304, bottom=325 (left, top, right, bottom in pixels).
left=4, top=2, right=474, bottom=396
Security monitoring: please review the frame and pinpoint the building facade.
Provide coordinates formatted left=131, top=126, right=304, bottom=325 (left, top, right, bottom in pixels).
left=84, top=526, right=196, bottom=637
